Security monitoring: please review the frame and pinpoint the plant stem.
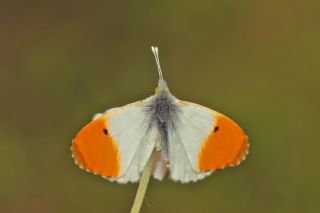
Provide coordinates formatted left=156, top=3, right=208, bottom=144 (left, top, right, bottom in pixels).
left=130, top=151, right=156, bottom=213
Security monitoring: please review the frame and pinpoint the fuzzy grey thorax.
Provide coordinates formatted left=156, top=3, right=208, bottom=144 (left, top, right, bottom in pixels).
left=144, top=89, right=180, bottom=159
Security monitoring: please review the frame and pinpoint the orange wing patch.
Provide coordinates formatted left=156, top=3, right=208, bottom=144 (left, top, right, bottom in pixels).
left=71, top=115, right=120, bottom=177
left=198, top=114, right=248, bottom=172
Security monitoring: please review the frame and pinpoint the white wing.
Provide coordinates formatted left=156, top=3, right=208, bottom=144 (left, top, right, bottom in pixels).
left=107, top=99, right=159, bottom=183
left=72, top=97, right=157, bottom=184
left=167, top=101, right=214, bottom=183
left=167, top=101, right=248, bottom=183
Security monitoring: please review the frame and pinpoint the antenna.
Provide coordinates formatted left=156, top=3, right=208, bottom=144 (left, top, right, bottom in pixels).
left=151, top=46, right=163, bottom=81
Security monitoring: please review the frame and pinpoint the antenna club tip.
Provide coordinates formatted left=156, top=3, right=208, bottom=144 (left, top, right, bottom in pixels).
left=151, top=45, right=163, bottom=81
left=151, top=46, right=158, bottom=52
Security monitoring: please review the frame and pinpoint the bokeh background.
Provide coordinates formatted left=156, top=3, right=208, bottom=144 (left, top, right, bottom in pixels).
left=1, top=1, right=319, bottom=213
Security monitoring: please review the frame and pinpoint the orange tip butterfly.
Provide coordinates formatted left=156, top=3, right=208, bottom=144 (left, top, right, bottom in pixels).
left=71, top=47, right=249, bottom=183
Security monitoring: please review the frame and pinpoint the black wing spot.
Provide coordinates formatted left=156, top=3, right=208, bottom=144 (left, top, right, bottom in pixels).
left=103, top=129, right=108, bottom=135
left=214, top=126, right=219, bottom=132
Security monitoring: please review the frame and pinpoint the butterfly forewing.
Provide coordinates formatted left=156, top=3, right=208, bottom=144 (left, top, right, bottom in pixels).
left=72, top=100, right=157, bottom=183
left=166, top=101, right=248, bottom=182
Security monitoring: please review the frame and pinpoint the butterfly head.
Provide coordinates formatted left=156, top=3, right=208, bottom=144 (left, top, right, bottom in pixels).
left=151, top=46, right=170, bottom=94
left=155, top=79, right=169, bottom=93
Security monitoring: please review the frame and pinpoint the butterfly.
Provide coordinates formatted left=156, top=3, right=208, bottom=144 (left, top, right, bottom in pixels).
left=71, top=47, right=248, bottom=183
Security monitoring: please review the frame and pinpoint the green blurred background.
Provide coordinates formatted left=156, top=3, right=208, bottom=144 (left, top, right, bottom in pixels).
left=1, top=1, right=319, bottom=213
